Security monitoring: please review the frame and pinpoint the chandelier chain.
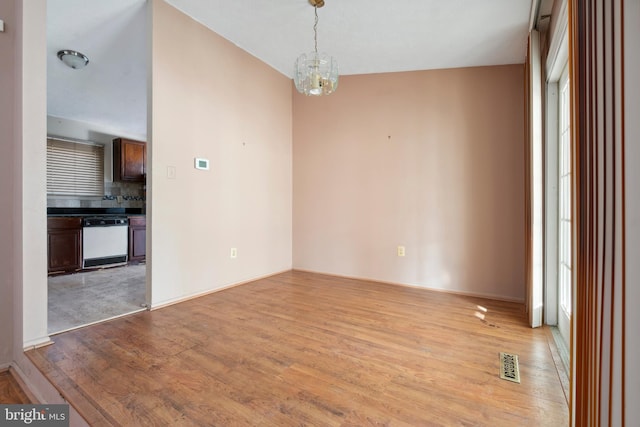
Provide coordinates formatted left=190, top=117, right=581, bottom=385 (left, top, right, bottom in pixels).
left=314, top=6, right=318, bottom=54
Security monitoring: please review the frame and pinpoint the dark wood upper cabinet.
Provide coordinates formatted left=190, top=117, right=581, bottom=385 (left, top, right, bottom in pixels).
left=113, top=138, right=146, bottom=182
left=47, top=217, right=82, bottom=275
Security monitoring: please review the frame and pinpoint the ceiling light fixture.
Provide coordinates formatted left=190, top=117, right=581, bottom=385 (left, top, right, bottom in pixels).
left=57, top=50, right=89, bottom=70
left=293, top=0, right=338, bottom=96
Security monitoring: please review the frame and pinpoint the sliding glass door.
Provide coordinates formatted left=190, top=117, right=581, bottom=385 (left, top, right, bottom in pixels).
left=557, top=65, right=571, bottom=350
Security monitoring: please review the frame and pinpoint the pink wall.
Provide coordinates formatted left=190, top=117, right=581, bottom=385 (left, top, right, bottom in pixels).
left=150, top=0, right=293, bottom=306
left=0, top=0, right=18, bottom=366
left=293, top=65, right=526, bottom=301
left=0, top=0, right=48, bottom=366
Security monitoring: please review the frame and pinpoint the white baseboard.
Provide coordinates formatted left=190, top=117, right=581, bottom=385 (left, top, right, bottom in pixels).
left=10, top=360, right=45, bottom=404
left=292, top=268, right=526, bottom=303
left=22, top=336, right=52, bottom=351
left=150, top=269, right=291, bottom=310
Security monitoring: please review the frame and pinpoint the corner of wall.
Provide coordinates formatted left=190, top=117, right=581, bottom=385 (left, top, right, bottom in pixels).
left=0, top=0, right=18, bottom=369
left=17, top=0, right=48, bottom=358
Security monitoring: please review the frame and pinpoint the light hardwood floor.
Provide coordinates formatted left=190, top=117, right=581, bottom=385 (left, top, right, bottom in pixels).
left=27, top=270, right=568, bottom=426
left=0, top=370, right=31, bottom=404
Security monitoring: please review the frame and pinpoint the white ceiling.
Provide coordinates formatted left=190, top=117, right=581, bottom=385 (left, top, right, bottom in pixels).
left=47, top=0, right=535, bottom=138
left=47, top=0, right=148, bottom=137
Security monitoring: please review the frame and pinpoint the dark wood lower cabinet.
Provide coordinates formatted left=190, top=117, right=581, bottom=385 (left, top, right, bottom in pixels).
left=128, top=216, right=146, bottom=262
left=47, top=217, right=82, bottom=274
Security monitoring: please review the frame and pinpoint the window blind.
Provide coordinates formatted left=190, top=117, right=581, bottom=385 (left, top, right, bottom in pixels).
left=47, top=138, right=105, bottom=196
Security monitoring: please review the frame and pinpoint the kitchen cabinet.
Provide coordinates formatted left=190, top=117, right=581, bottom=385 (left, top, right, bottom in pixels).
left=128, top=216, right=146, bottom=263
left=47, top=217, right=82, bottom=274
left=113, top=138, right=146, bottom=182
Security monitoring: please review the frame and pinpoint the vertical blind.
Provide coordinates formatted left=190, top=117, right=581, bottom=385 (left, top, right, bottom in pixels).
left=46, top=138, right=105, bottom=196
left=570, top=0, right=627, bottom=425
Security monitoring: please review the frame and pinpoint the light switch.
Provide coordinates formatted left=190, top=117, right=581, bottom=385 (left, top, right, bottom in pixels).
left=0, top=20, right=5, bottom=32
left=397, top=246, right=406, bottom=257
left=167, top=166, right=176, bottom=179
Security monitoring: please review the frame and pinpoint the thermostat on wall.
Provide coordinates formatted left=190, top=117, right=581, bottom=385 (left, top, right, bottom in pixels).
left=194, top=158, right=209, bottom=170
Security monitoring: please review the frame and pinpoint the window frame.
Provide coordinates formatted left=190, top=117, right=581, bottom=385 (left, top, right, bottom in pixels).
left=46, top=137, right=105, bottom=197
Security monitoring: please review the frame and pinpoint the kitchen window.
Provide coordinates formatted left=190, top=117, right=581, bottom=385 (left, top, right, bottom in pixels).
left=46, top=137, right=104, bottom=196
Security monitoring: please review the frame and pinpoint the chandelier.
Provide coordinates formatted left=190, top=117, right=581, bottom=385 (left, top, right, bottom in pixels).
left=293, top=0, right=338, bottom=96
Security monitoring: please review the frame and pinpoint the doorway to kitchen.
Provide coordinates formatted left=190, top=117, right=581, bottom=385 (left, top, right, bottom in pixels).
left=46, top=0, right=149, bottom=334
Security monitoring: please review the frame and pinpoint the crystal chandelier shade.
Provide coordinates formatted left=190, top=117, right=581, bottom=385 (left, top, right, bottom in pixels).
left=294, top=52, right=338, bottom=96
left=293, top=1, right=338, bottom=96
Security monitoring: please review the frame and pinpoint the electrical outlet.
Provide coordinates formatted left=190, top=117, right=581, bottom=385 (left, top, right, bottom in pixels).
left=230, top=248, right=237, bottom=259
left=397, top=246, right=406, bottom=257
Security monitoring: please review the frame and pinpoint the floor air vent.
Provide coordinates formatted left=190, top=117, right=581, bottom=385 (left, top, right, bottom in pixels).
left=499, top=352, right=520, bottom=383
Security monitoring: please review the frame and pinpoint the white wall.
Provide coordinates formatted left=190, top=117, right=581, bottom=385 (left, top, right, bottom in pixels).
left=17, top=0, right=48, bottom=352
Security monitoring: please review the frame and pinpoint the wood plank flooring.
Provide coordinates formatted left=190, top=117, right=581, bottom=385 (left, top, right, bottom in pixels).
left=27, top=270, right=568, bottom=426
left=0, top=370, right=31, bottom=404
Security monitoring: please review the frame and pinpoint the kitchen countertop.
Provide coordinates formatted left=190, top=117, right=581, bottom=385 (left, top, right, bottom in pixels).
left=47, top=207, right=145, bottom=217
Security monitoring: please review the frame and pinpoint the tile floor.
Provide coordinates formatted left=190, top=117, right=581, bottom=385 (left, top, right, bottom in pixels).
left=48, top=264, right=146, bottom=334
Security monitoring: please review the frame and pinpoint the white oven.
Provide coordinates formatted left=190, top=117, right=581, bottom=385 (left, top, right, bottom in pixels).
left=82, top=217, right=128, bottom=268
